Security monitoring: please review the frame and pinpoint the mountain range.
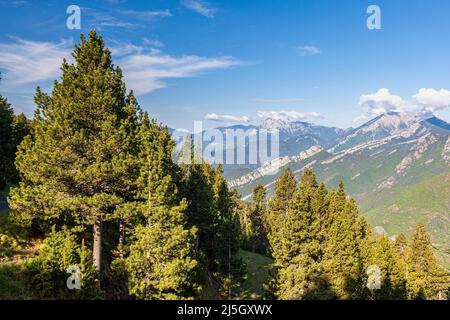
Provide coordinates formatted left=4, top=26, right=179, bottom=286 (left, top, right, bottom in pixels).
left=221, top=112, right=450, bottom=269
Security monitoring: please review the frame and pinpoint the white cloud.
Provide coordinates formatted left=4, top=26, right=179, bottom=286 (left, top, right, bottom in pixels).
left=358, top=87, right=450, bottom=119
left=412, top=88, right=450, bottom=113
left=358, top=88, right=410, bottom=116
left=205, top=113, right=249, bottom=123
left=0, top=37, right=242, bottom=97
left=0, top=37, right=73, bottom=85
left=296, top=46, right=321, bottom=56
left=117, top=46, right=241, bottom=95
left=257, top=110, right=324, bottom=121
left=181, top=0, right=217, bottom=18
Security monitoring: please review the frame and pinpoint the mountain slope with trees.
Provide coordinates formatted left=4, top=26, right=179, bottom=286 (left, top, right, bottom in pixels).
left=0, top=31, right=448, bottom=300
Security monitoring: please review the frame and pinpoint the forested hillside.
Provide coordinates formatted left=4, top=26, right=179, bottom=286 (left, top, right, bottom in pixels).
left=0, top=31, right=448, bottom=300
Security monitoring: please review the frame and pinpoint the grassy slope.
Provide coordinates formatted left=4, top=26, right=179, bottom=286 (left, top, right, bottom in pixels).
left=360, top=172, right=450, bottom=269
left=234, top=139, right=450, bottom=269
left=237, top=250, right=273, bottom=300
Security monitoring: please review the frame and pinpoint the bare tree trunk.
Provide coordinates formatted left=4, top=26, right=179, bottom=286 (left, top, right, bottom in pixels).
left=93, top=217, right=102, bottom=272
left=119, top=219, right=125, bottom=258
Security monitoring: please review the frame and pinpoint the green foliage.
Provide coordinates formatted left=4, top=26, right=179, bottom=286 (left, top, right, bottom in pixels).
left=275, top=169, right=334, bottom=299
left=4, top=31, right=203, bottom=300
left=322, top=199, right=368, bottom=299
left=405, top=224, right=449, bottom=299
left=2, top=31, right=447, bottom=301
left=368, top=235, right=406, bottom=299
left=266, top=169, right=297, bottom=261
left=259, top=168, right=448, bottom=300
left=0, top=89, right=16, bottom=190
left=180, top=160, right=244, bottom=298
left=0, top=233, right=19, bottom=258
left=126, top=223, right=199, bottom=300
left=237, top=250, right=273, bottom=299
left=24, top=228, right=100, bottom=299
left=124, top=118, right=200, bottom=300
left=9, top=31, right=144, bottom=274
left=241, top=184, right=268, bottom=254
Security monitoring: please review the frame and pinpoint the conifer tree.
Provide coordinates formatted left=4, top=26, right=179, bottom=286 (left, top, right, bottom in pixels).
left=0, top=92, right=15, bottom=190
left=182, top=161, right=217, bottom=267
left=406, top=224, right=446, bottom=300
left=280, top=169, right=319, bottom=264
left=266, top=169, right=297, bottom=258
left=369, top=235, right=406, bottom=299
left=125, top=121, right=199, bottom=299
left=276, top=169, right=328, bottom=299
left=229, top=189, right=248, bottom=245
left=9, top=31, right=141, bottom=273
left=212, top=164, right=242, bottom=297
left=322, top=195, right=368, bottom=299
left=394, top=233, right=408, bottom=258
left=244, top=184, right=268, bottom=254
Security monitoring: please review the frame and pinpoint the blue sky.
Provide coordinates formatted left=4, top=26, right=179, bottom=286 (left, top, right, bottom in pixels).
left=1, top=0, right=450, bottom=130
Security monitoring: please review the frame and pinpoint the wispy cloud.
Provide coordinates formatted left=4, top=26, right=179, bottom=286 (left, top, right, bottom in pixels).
left=181, top=0, right=217, bottom=18
left=83, top=7, right=171, bottom=29
left=205, top=113, right=249, bottom=123
left=296, top=46, right=321, bottom=56
left=0, top=37, right=73, bottom=85
left=116, top=43, right=242, bottom=95
left=0, top=37, right=242, bottom=98
left=0, top=1, right=28, bottom=6
left=257, top=110, right=324, bottom=121
left=143, top=38, right=164, bottom=48
left=119, top=9, right=172, bottom=20
left=253, top=98, right=304, bottom=104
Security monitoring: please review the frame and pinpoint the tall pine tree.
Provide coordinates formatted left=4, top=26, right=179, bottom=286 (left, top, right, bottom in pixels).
left=9, top=31, right=141, bottom=273
left=266, top=169, right=297, bottom=259
left=0, top=73, right=17, bottom=190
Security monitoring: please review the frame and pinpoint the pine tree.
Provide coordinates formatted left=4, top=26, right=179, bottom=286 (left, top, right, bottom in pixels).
left=0, top=74, right=16, bottom=190
left=124, top=113, right=200, bottom=299
left=245, top=184, right=268, bottom=254
left=406, top=224, right=446, bottom=300
left=276, top=169, right=327, bottom=299
left=322, top=194, right=368, bottom=299
left=0, top=97, right=14, bottom=189
left=12, top=112, right=31, bottom=146
left=229, top=189, right=248, bottom=246
left=369, top=235, right=406, bottom=299
left=266, top=169, right=297, bottom=259
left=280, top=169, right=318, bottom=265
left=126, top=200, right=198, bottom=300
left=9, top=31, right=141, bottom=274
left=213, top=164, right=242, bottom=297
left=182, top=161, right=217, bottom=267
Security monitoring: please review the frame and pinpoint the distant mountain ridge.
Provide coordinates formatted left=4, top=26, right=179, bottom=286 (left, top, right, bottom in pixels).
left=223, top=112, right=450, bottom=269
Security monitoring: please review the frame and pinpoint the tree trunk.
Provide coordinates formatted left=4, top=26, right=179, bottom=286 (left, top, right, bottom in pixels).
left=93, top=217, right=102, bottom=271
left=119, top=219, right=125, bottom=258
